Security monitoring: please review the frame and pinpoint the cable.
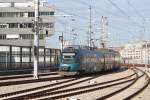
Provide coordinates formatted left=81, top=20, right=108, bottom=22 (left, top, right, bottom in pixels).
left=106, top=0, right=143, bottom=28
left=126, top=0, right=144, bottom=20
left=74, top=0, right=127, bottom=18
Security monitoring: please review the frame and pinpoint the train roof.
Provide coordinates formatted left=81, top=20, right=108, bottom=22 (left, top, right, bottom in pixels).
left=62, top=45, right=120, bottom=55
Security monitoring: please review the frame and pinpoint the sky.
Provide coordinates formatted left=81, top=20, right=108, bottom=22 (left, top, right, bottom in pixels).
left=46, top=0, right=150, bottom=48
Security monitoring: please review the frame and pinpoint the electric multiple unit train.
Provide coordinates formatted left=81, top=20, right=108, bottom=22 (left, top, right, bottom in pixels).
left=59, top=45, right=121, bottom=76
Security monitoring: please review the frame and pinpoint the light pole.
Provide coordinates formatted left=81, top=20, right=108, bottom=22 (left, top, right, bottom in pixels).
left=33, top=0, right=39, bottom=79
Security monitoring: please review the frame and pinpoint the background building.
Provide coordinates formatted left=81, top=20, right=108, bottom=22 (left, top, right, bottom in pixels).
left=0, top=0, right=55, bottom=46
left=120, top=41, right=150, bottom=64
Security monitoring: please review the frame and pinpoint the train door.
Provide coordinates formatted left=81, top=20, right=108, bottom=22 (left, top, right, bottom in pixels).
left=105, top=53, right=112, bottom=70
left=97, top=54, right=105, bottom=71
left=104, top=53, right=109, bottom=71
left=109, top=53, right=114, bottom=70
left=114, top=54, right=116, bottom=69
left=102, top=54, right=106, bottom=71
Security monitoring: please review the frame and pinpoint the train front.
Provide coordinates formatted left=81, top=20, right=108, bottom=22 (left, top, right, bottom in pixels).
left=59, top=48, right=80, bottom=76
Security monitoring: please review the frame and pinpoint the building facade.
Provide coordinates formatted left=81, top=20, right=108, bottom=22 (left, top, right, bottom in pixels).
left=120, top=41, right=150, bottom=64
left=0, top=0, right=55, bottom=46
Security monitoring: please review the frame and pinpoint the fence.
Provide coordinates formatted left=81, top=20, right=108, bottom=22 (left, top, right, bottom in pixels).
left=0, top=45, right=60, bottom=73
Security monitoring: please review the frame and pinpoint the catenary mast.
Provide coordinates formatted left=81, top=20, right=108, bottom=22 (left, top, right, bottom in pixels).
left=33, top=0, right=39, bottom=79
left=100, top=16, right=108, bottom=48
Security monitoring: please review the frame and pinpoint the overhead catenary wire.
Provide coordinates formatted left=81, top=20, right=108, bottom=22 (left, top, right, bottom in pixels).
left=126, top=0, right=144, bottom=20
left=71, top=0, right=143, bottom=38
left=106, top=0, right=143, bottom=28
left=126, top=0, right=147, bottom=41
left=49, top=0, right=148, bottom=45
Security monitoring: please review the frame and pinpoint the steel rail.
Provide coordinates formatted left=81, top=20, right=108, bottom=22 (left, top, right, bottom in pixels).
left=22, top=70, right=136, bottom=100
left=123, top=68, right=150, bottom=100
left=0, top=72, right=57, bottom=80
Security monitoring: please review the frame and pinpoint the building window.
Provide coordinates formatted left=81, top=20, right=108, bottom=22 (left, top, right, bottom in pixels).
left=19, top=23, right=33, bottom=28
left=20, top=34, right=34, bottom=39
left=39, top=12, right=54, bottom=16
left=39, top=34, right=44, bottom=39
left=9, top=23, right=18, bottom=28
left=0, top=24, right=8, bottom=28
left=0, top=12, right=24, bottom=17
left=0, top=12, right=2, bottom=17
left=50, top=12, right=54, bottom=15
left=20, top=34, right=44, bottom=40
left=28, top=23, right=33, bottom=28
left=0, top=34, right=6, bottom=39
left=42, top=23, right=54, bottom=28
left=28, top=12, right=34, bottom=17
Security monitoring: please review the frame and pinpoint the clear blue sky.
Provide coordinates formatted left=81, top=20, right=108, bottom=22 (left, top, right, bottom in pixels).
left=46, top=0, right=150, bottom=48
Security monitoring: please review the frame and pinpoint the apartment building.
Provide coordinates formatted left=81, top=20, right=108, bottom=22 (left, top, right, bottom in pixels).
left=120, top=41, right=150, bottom=64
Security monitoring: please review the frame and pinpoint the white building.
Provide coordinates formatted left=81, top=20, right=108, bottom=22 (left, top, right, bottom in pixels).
left=0, top=0, right=55, bottom=46
left=120, top=41, right=150, bottom=64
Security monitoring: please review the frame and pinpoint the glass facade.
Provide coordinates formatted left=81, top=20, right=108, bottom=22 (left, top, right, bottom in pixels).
left=0, top=45, right=60, bottom=71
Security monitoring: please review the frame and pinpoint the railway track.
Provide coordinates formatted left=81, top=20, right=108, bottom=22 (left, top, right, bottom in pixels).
left=1, top=75, right=101, bottom=100
left=1, top=69, right=135, bottom=100
left=123, top=68, right=150, bottom=100
left=0, top=75, right=68, bottom=86
left=0, top=72, right=57, bottom=80
left=96, top=68, right=150, bottom=100
left=29, top=69, right=137, bottom=100
left=1, top=69, right=131, bottom=100
left=0, top=78, right=75, bottom=98
left=0, top=70, right=120, bottom=86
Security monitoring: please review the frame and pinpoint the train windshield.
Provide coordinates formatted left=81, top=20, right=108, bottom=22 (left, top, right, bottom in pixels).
left=62, top=53, right=76, bottom=64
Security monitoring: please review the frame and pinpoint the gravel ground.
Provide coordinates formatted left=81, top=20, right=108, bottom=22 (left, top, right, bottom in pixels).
left=0, top=72, right=56, bottom=78
left=63, top=82, right=133, bottom=100
left=0, top=78, right=70, bottom=95
left=53, top=69, right=134, bottom=91
left=1, top=77, right=91, bottom=99
left=106, top=69, right=147, bottom=100
left=33, top=69, right=135, bottom=100
left=37, top=71, right=135, bottom=100
left=131, top=67, right=150, bottom=100
left=0, top=69, right=135, bottom=100
left=0, top=74, right=61, bottom=83
left=0, top=69, right=131, bottom=95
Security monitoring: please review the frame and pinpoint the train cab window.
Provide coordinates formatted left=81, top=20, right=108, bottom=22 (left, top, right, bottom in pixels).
left=62, top=53, right=76, bottom=63
left=63, top=55, right=74, bottom=59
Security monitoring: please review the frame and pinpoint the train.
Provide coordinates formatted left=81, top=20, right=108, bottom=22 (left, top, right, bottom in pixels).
left=58, top=45, right=122, bottom=76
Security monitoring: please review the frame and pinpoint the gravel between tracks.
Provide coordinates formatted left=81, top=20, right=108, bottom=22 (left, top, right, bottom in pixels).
left=105, top=68, right=146, bottom=100
left=52, top=69, right=134, bottom=92
left=0, top=69, right=131, bottom=95
left=0, top=79, right=70, bottom=95
left=1, top=77, right=92, bottom=99
left=61, top=81, right=133, bottom=100
left=1, top=69, right=134, bottom=100
left=35, top=69, right=135, bottom=100
left=131, top=67, right=150, bottom=100
left=0, top=74, right=60, bottom=83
